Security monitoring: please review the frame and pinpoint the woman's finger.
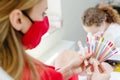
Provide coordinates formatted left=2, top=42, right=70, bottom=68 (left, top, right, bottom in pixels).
left=99, top=62, right=113, bottom=73
left=92, top=60, right=100, bottom=73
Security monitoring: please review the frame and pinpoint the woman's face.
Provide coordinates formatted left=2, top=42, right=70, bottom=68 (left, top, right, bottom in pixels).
left=28, top=0, right=48, bottom=21
left=22, top=0, right=48, bottom=33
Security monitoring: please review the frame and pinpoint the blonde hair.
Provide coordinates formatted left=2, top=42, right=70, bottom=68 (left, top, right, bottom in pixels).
left=82, top=4, right=120, bottom=27
left=0, top=0, right=44, bottom=80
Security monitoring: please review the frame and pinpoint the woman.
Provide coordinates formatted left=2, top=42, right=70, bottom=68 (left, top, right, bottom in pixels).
left=0, top=0, right=110, bottom=80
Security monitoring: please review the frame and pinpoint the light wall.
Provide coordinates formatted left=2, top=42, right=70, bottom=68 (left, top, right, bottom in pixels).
left=47, top=0, right=62, bottom=17
left=61, top=0, right=99, bottom=43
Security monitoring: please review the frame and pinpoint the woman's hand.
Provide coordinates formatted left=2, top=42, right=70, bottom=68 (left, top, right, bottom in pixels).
left=90, top=60, right=111, bottom=80
left=56, top=50, right=91, bottom=80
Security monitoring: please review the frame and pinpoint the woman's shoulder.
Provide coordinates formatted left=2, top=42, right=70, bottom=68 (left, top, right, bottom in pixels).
left=22, top=61, right=63, bottom=80
left=35, top=62, right=63, bottom=80
left=105, top=23, right=120, bottom=36
left=104, top=23, right=120, bottom=47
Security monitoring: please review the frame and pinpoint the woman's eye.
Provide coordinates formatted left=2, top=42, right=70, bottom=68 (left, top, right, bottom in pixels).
left=42, top=12, right=46, bottom=17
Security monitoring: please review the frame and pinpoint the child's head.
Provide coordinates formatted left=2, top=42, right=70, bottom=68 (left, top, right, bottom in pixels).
left=82, top=7, right=106, bottom=35
left=82, top=4, right=120, bottom=35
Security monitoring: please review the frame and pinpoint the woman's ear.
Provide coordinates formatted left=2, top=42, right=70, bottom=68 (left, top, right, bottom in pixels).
left=9, top=9, right=24, bottom=31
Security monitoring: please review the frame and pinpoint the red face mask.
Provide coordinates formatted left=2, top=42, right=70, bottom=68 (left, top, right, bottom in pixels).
left=22, top=16, right=49, bottom=49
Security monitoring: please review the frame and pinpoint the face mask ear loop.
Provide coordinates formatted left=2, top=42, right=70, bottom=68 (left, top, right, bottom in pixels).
left=22, top=10, right=34, bottom=23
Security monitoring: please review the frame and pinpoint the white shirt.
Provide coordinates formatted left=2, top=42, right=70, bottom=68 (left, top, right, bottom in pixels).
left=103, top=23, right=120, bottom=47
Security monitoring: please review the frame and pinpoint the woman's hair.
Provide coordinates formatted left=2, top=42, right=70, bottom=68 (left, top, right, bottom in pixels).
left=0, top=0, right=44, bottom=80
left=82, top=4, right=120, bottom=27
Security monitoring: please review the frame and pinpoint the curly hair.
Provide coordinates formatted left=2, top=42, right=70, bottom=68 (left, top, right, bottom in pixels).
left=82, top=4, right=120, bottom=27
left=98, top=4, right=120, bottom=24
